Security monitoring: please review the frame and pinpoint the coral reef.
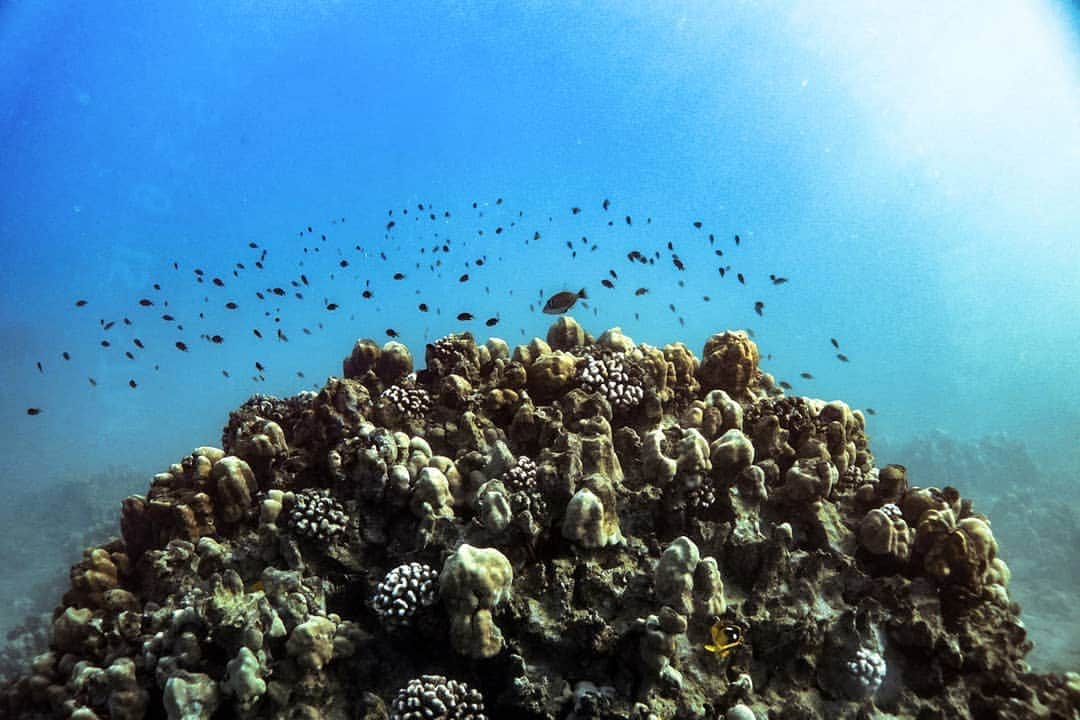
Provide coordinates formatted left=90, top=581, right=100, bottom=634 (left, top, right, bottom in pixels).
left=390, top=674, right=487, bottom=720
left=1, top=321, right=1076, bottom=720
left=876, top=430, right=1080, bottom=674
left=372, top=562, right=439, bottom=629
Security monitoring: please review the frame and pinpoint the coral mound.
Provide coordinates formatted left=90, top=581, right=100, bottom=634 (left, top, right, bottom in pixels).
left=2, top=318, right=1076, bottom=720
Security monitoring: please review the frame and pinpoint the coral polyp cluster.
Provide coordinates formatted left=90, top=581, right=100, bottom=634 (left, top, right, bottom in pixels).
left=371, top=562, right=439, bottom=629
left=2, top=318, right=1076, bottom=720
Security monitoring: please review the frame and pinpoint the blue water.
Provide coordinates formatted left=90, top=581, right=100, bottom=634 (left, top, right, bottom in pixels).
left=0, top=2, right=1077, bottom=538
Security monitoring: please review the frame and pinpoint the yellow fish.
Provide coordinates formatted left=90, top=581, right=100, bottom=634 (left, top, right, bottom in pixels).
left=704, top=622, right=743, bottom=659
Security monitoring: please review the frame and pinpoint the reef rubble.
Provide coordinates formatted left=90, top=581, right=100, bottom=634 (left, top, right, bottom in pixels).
left=1, top=318, right=1076, bottom=720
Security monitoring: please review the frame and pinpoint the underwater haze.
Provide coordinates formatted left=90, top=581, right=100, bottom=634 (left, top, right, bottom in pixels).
left=1, top=0, right=1078, bottom=691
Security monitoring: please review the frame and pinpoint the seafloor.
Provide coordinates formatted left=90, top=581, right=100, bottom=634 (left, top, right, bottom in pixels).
left=1, top=319, right=1076, bottom=719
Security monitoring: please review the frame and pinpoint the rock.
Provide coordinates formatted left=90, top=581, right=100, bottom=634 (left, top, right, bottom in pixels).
left=546, top=316, right=586, bottom=350
left=596, top=327, right=635, bottom=352
left=376, top=341, right=413, bottom=384
left=710, top=428, right=754, bottom=474
left=655, top=536, right=699, bottom=616
left=163, top=671, right=219, bottom=720
left=562, top=473, right=623, bottom=548
left=286, top=616, right=336, bottom=673
left=439, top=544, right=513, bottom=658
left=698, top=330, right=760, bottom=402
left=210, top=457, right=256, bottom=525
left=527, top=351, right=578, bottom=401
left=343, top=338, right=382, bottom=380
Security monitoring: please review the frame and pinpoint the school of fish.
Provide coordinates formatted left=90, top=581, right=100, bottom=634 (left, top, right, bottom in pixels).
left=27, top=198, right=872, bottom=417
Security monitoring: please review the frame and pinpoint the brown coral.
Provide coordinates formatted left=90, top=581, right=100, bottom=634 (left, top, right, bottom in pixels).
left=697, top=330, right=760, bottom=402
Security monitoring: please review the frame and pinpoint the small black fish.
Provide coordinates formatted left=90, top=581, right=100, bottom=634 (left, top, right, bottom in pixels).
left=673, top=256, right=685, bottom=271
left=212, top=277, right=224, bottom=287
left=255, top=361, right=265, bottom=372
left=734, top=234, right=741, bottom=245
left=129, top=379, right=137, bottom=388
left=162, top=314, right=175, bottom=321
left=339, top=259, right=349, bottom=268
left=297, top=371, right=305, bottom=378
left=134, top=338, right=144, bottom=349
left=386, top=220, right=396, bottom=230
left=485, top=317, right=499, bottom=327
left=253, top=329, right=263, bottom=338
left=635, top=287, right=649, bottom=296
left=394, top=272, right=406, bottom=280
left=770, top=274, right=789, bottom=285
left=103, top=320, right=115, bottom=331
left=26, top=407, right=41, bottom=416
left=830, top=338, right=839, bottom=349
left=123, top=317, right=132, bottom=325
left=222, top=369, right=230, bottom=378
left=175, top=341, right=189, bottom=352
left=609, top=269, right=618, bottom=279
left=326, top=303, right=339, bottom=311
left=800, top=372, right=814, bottom=379
left=88, top=377, right=97, bottom=386
left=125, top=351, right=134, bottom=359
left=418, top=303, right=429, bottom=312
left=75, top=299, right=88, bottom=307
left=272, top=287, right=285, bottom=296
left=737, top=273, right=745, bottom=284
left=386, top=328, right=399, bottom=338
left=779, top=381, right=792, bottom=389
left=225, top=302, right=238, bottom=310
left=139, top=298, right=153, bottom=306
left=601, top=279, right=614, bottom=289
left=865, top=407, right=877, bottom=415
left=457, top=312, right=474, bottom=321
left=459, top=273, right=469, bottom=282
left=625, top=215, right=632, bottom=225
left=754, top=301, right=764, bottom=316
left=362, top=290, right=373, bottom=299
left=301, top=274, right=309, bottom=285
left=543, top=288, right=587, bottom=314
left=571, top=207, right=581, bottom=215
left=837, top=353, right=849, bottom=362
left=62, top=351, right=71, bottom=360
left=693, top=221, right=702, bottom=229
left=100, top=340, right=110, bottom=348
left=211, top=335, right=224, bottom=344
